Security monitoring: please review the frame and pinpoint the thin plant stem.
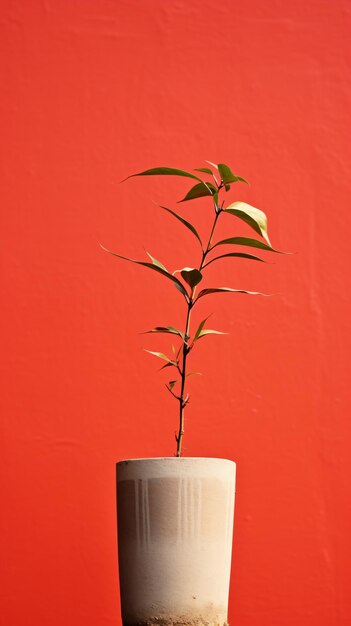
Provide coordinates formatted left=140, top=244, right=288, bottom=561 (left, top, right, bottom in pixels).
left=175, top=298, right=193, bottom=457
left=175, top=193, right=222, bottom=456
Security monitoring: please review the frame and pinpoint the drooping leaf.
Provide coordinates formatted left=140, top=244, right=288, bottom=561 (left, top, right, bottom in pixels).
left=145, top=350, right=176, bottom=364
left=178, top=267, right=203, bottom=288
left=203, top=252, right=266, bottom=268
left=194, top=167, right=213, bottom=175
left=160, top=205, right=202, bottom=247
left=195, top=287, right=269, bottom=302
left=146, top=251, right=167, bottom=271
left=179, top=182, right=217, bottom=202
left=217, top=163, right=249, bottom=185
left=99, top=244, right=190, bottom=301
left=123, top=167, right=203, bottom=183
left=143, top=326, right=185, bottom=340
left=224, top=202, right=271, bottom=245
left=173, top=281, right=189, bottom=298
left=212, top=237, right=282, bottom=253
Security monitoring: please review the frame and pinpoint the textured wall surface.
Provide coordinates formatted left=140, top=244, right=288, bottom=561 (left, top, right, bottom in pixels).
left=1, top=1, right=351, bottom=625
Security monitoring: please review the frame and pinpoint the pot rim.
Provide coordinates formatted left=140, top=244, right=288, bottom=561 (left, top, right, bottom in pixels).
left=117, top=456, right=236, bottom=464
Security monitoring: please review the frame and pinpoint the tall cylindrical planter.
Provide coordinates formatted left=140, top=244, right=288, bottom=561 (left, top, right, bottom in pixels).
left=117, top=457, right=236, bottom=626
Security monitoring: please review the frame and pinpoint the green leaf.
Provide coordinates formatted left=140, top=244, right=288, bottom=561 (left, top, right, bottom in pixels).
left=195, top=287, right=269, bottom=302
left=159, top=361, right=176, bottom=370
left=160, top=205, right=202, bottom=247
left=173, top=281, right=189, bottom=298
left=145, top=350, right=176, bottom=364
left=146, top=251, right=167, bottom=271
left=196, top=329, right=227, bottom=340
left=144, top=326, right=185, bottom=340
left=193, top=315, right=226, bottom=343
left=179, top=182, right=217, bottom=202
left=99, top=244, right=190, bottom=301
left=123, top=167, right=203, bottom=183
left=203, top=252, right=265, bottom=268
left=217, top=163, right=249, bottom=185
left=168, top=372, right=202, bottom=390
left=206, top=160, right=218, bottom=169
left=224, top=202, right=271, bottom=245
left=212, top=237, right=282, bottom=253
left=179, top=267, right=203, bottom=288
left=194, top=167, right=213, bottom=175
left=193, top=316, right=211, bottom=341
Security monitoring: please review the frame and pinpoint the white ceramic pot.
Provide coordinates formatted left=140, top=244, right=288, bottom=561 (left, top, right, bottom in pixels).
left=117, top=457, right=236, bottom=626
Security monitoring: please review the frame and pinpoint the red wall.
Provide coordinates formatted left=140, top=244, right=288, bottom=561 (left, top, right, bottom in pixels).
left=1, top=1, right=351, bottom=625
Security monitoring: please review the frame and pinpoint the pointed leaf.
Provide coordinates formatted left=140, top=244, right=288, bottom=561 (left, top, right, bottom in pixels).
left=192, top=316, right=226, bottom=342
left=146, top=251, right=167, bottom=270
left=179, top=267, right=203, bottom=288
left=196, top=329, right=227, bottom=340
left=195, top=287, right=269, bottom=302
left=159, top=361, right=176, bottom=370
left=193, top=316, right=211, bottom=341
left=212, top=237, right=282, bottom=253
left=173, top=281, right=189, bottom=298
left=205, top=161, right=220, bottom=186
left=145, top=350, right=176, bottom=364
left=160, top=205, right=202, bottom=247
left=179, top=182, right=217, bottom=202
left=99, top=244, right=189, bottom=301
left=194, top=167, right=213, bottom=175
left=225, top=202, right=271, bottom=245
left=203, top=252, right=266, bottom=268
left=217, top=163, right=237, bottom=184
left=144, top=326, right=185, bottom=340
left=169, top=372, right=202, bottom=390
left=123, top=167, right=203, bottom=183
left=217, top=163, right=249, bottom=185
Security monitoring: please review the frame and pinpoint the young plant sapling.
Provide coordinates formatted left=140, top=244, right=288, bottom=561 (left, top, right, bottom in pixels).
left=101, top=162, right=282, bottom=457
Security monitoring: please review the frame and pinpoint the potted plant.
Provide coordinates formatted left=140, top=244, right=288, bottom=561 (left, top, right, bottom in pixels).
left=101, top=162, right=281, bottom=626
